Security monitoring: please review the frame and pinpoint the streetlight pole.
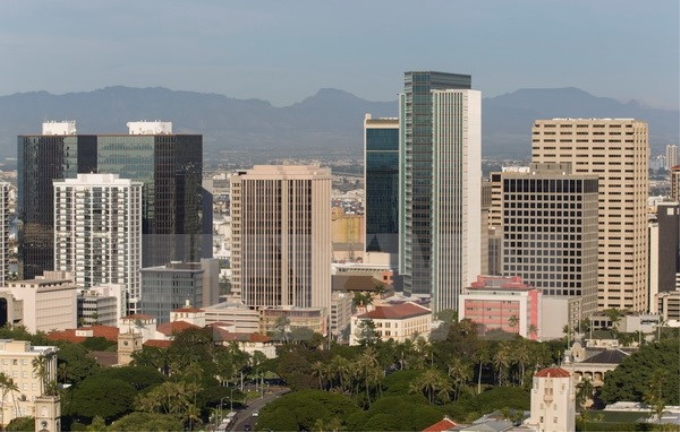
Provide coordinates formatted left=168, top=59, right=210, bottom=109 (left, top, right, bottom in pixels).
left=220, top=396, right=229, bottom=425
left=230, top=387, right=234, bottom=412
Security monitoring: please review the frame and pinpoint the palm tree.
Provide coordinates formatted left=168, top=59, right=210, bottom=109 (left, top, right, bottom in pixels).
left=447, top=357, right=472, bottom=401
left=32, top=355, right=48, bottom=395
left=493, top=343, right=512, bottom=386
left=0, top=372, right=18, bottom=427
left=514, top=339, right=531, bottom=387
left=312, top=361, right=327, bottom=390
left=508, top=315, right=519, bottom=329
left=409, top=368, right=451, bottom=405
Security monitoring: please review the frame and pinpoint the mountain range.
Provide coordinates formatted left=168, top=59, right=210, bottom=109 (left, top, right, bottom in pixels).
left=0, top=86, right=676, bottom=163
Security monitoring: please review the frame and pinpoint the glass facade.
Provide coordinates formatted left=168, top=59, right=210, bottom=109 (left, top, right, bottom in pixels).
left=365, top=124, right=399, bottom=253
left=18, top=134, right=206, bottom=279
left=400, top=72, right=472, bottom=296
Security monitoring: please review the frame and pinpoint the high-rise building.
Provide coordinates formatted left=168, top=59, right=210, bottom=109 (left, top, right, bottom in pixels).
left=230, top=165, right=332, bottom=313
left=648, top=202, right=680, bottom=310
left=0, top=182, right=10, bottom=286
left=54, top=173, right=143, bottom=311
left=666, top=144, right=678, bottom=170
left=532, top=118, right=649, bottom=311
left=364, top=114, right=399, bottom=255
left=500, top=163, right=600, bottom=317
left=140, top=261, right=204, bottom=323
left=670, top=165, right=680, bottom=202
left=399, top=72, right=473, bottom=307
left=18, top=121, right=207, bottom=280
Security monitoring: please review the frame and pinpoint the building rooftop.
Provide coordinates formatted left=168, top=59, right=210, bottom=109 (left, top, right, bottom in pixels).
left=144, top=339, right=172, bottom=349
left=423, top=416, right=458, bottom=432
left=357, top=302, right=430, bottom=320
left=534, top=367, right=571, bottom=378
left=580, top=348, right=630, bottom=365
left=332, top=275, right=387, bottom=292
left=156, top=321, right=200, bottom=337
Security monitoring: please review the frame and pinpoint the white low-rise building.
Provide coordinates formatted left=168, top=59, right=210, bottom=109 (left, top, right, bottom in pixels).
left=349, top=301, right=431, bottom=345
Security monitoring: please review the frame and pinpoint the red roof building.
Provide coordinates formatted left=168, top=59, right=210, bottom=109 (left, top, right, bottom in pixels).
left=422, top=416, right=457, bottom=432
left=534, top=367, right=571, bottom=378
left=350, top=301, right=432, bottom=345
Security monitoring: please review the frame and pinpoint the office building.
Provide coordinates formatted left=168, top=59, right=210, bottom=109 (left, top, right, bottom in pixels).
left=500, top=163, right=600, bottom=317
left=54, top=173, right=142, bottom=311
left=230, top=165, right=332, bottom=313
left=18, top=121, right=207, bottom=280
left=349, top=302, right=432, bottom=346
left=670, top=166, right=680, bottom=202
left=0, top=271, right=77, bottom=333
left=0, top=340, right=58, bottom=426
left=666, top=145, right=678, bottom=170
left=532, top=118, right=649, bottom=311
left=399, top=72, right=474, bottom=310
left=77, top=285, right=124, bottom=327
left=459, top=275, right=541, bottom=340
left=140, top=261, right=204, bottom=323
left=364, top=114, right=399, bottom=255
left=0, top=182, right=10, bottom=286
left=648, top=202, right=680, bottom=310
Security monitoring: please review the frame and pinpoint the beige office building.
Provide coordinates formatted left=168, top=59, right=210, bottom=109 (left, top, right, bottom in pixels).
left=532, top=118, right=649, bottom=311
left=230, top=165, right=332, bottom=313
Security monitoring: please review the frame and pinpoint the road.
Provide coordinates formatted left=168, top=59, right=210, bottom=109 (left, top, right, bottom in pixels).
left=230, top=388, right=290, bottom=432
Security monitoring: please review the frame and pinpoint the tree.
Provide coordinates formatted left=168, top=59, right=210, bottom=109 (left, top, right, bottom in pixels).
left=70, top=377, right=137, bottom=422
left=600, top=339, right=680, bottom=405
left=355, top=319, right=377, bottom=346
left=645, top=369, right=669, bottom=421
left=31, top=355, right=47, bottom=395
left=0, top=372, right=18, bottom=427
left=447, top=357, right=472, bottom=401
left=409, top=368, right=451, bottom=405
left=107, top=412, right=183, bottom=432
left=508, top=315, right=519, bottom=329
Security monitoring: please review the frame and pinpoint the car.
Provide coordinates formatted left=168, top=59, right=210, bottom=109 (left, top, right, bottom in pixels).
left=244, top=425, right=251, bottom=431
left=252, top=411, right=259, bottom=417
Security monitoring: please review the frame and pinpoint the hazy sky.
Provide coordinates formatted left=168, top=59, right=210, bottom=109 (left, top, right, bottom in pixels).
left=2, top=0, right=678, bottom=108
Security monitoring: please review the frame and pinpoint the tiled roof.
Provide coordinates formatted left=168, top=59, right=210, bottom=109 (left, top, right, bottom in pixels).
left=47, top=325, right=120, bottom=343
left=214, top=329, right=272, bottom=343
left=87, top=351, right=119, bottom=367
left=423, top=417, right=458, bottom=432
left=581, top=349, right=630, bottom=365
left=331, top=275, right=387, bottom=292
left=144, top=339, right=172, bottom=349
left=156, top=321, right=199, bottom=336
left=358, top=302, right=430, bottom=320
left=535, top=367, right=571, bottom=378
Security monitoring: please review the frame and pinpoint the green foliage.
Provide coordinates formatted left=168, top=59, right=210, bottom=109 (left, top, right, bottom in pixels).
left=95, top=365, right=165, bottom=391
left=256, top=389, right=359, bottom=432
left=347, top=395, right=442, bottom=431
left=447, top=387, right=530, bottom=422
left=70, top=377, right=137, bottom=422
left=600, top=339, right=680, bottom=405
left=107, top=412, right=184, bottom=431
left=80, top=336, right=116, bottom=352
left=57, top=343, right=101, bottom=385
left=5, top=416, right=34, bottom=432
left=382, top=369, right=421, bottom=395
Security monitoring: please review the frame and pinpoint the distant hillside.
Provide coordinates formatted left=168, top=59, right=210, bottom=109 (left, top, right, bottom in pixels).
left=483, top=87, right=679, bottom=157
left=0, top=86, right=676, bottom=162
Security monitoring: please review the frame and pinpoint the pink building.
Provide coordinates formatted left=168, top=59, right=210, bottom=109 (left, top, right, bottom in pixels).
left=459, top=275, right=541, bottom=340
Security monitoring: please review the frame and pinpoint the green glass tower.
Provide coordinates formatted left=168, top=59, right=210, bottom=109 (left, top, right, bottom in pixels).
left=399, top=71, right=472, bottom=299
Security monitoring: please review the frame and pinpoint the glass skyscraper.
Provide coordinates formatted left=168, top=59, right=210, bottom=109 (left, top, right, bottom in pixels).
left=18, top=125, right=207, bottom=280
left=364, top=114, right=399, bottom=254
left=399, top=72, right=473, bottom=301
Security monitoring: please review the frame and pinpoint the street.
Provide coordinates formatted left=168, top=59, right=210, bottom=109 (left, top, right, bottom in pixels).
left=230, top=388, right=290, bottom=432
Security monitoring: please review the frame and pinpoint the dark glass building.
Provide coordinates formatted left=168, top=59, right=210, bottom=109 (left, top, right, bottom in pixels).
left=399, top=71, right=472, bottom=296
left=18, top=125, right=208, bottom=280
left=364, top=114, right=399, bottom=254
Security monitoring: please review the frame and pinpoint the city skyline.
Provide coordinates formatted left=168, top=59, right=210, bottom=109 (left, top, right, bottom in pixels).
left=1, top=1, right=677, bottom=110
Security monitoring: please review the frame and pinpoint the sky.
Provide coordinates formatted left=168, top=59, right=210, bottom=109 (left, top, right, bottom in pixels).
left=1, top=0, right=678, bottom=109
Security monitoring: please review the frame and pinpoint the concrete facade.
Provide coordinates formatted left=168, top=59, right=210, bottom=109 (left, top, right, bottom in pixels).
left=532, top=118, right=649, bottom=311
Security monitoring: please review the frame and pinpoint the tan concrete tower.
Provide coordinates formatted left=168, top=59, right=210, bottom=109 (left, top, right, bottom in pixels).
left=531, top=118, right=649, bottom=311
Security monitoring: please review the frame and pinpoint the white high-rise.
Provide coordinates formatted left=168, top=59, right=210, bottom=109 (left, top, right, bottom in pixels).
left=430, top=89, right=482, bottom=312
left=54, top=174, right=143, bottom=313
left=230, top=165, right=332, bottom=313
left=666, top=144, right=678, bottom=170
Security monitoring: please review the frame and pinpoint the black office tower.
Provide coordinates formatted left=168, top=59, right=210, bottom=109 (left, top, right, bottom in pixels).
left=18, top=124, right=207, bottom=279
